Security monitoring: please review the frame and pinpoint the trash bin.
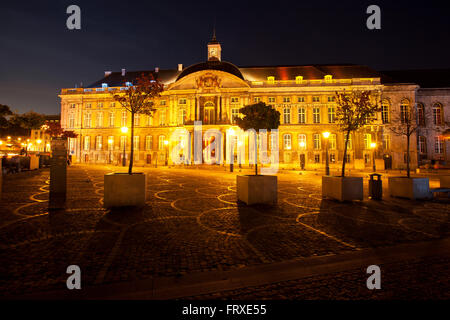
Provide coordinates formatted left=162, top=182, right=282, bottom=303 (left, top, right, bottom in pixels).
left=369, top=173, right=382, bottom=200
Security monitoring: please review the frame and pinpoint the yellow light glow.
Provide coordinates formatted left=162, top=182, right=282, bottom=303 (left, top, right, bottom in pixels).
left=0, top=141, right=3, bottom=145
left=322, top=131, right=330, bottom=139
left=18, top=138, right=21, bottom=141
left=164, top=140, right=169, bottom=146
left=299, top=141, right=305, bottom=148
left=46, top=143, right=50, bottom=147
left=228, top=128, right=235, bottom=136
left=121, top=127, right=128, bottom=133
left=237, top=141, right=243, bottom=147
left=108, top=139, right=113, bottom=144
left=7, top=136, right=11, bottom=140
left=370, top=142, right=377, bottom=149
left=36, top=139, right=42, bottom=144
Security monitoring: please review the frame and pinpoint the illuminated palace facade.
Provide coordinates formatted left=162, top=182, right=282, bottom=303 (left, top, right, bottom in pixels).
left=60, top=36, right=450, bottom=170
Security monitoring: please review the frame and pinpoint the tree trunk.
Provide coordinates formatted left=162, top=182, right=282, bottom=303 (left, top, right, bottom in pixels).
left=341, top=130, right=350, bottom=177
left=129, top=111, right=134, bottom=175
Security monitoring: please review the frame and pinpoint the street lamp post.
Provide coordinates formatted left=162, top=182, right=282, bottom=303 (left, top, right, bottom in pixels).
left=370, top=142, right=377, bottom=172
left=121, top=127, right=128, bottom=166
left=228, top=128, right=235, bottom=172
left=164, top=140, right=169, bottom=166
left=322, top=132, right=330, bottom=176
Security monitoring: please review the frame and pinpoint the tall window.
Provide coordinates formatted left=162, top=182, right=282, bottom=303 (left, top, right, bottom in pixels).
left=121, top=111, right=127, bottom=127
left=419, top=136, right=427, bottom=154
left=134, top=113, right=140, bottom=126
left=109, top=112, right=115, bottom=127
left=435, top=136, right=444, bottom=154
left=417, top=103, right=425, bottom=126
left=329, top=134, right=336, bottom=149
left=84, top=136, right=90, bottom=151
left=96, top=136, right=102, bottom=150
left=120, top=136, right=126, bottom=150
left=382, top=134, right=390, bottom=150
left=84, top=113, right=92, bottom=128
left=145, top=136, right=153, bottom=150
left=381, top=100, right=390, bottom=123
left=433, top=103, right=443, bottom=125
left=328, top=106, right=335, bottom=123
left=298, top=107, right=306, bottom=124
left=96, top=112, right=103, bottom=127
left=283, top=108, right=291, bottom=124
left=313, top=107, right=320, bottom=123
left=346, top=134, right=353, bottom=150
left=400, top=99, right=410, bottom=124
left=178, top=109, right=186, bottom=125
left=107, top=136, right=114, bottom=151
left=133, top=136, right=139, bottom=151
left=283, top=134, right=291, bottom=150
left=231, top=108, right=239, bottom=124
left=158, top=135, right=166, bottom=150
left=68, top=113, right=75, bottom=128
left=159, top=109, right=166, bottom=126
left=364, top=134, right=372, bottom=149
left=283, top=97, right=291, bottom=103
left=298, top=134, right=306, bottom=149
left=313, top=134, right=321, bottom=149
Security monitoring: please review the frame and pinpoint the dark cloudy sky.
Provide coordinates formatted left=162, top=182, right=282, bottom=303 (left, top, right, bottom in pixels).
left=1, top=0, right=449, bottom=115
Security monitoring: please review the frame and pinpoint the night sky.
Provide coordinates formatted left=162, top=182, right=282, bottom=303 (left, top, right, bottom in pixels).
left=1, top=0, right=449, bottom=115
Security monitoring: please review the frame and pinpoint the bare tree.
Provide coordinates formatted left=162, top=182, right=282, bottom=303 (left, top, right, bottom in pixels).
left=112, top=74, right=164, bottom=174
left=335, top=90, right=381, bottom=177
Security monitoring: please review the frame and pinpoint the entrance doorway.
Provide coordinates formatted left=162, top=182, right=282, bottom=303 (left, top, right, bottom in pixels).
left=384, top=154, right=392, bottom=170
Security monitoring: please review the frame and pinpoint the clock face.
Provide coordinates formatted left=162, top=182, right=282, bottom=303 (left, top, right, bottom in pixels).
left=210, top=48, right=217, bottom=56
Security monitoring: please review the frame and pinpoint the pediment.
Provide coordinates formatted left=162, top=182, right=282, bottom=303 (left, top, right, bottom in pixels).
left=167, top=70, right=249, bottom=91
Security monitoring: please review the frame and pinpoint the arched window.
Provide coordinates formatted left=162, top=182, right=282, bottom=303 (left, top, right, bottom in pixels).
left=400, top=99, right=410, bottom=124
left=417, top=103, right=425, bottom=126
left=298, top=134, right=307, bottom=149
left=381, top=99, right=390, bottom=123
left=204, top=102, right=215, bottom=124
left=433, top=103, right=443, bottom=125
left=283, top=134, right=292, bottom=150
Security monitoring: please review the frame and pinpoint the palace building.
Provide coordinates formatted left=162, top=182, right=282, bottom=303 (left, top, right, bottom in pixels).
left=59, top=34, right=450, bottom=170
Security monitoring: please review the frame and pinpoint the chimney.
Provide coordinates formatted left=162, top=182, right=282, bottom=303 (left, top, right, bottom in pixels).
left=178, top=64, right=183, bottom=71
left=155, top=67, right=159, bottom=73
left=104, top=71, right=112, bottom=77
left=121, top=68, right=126, bottom=76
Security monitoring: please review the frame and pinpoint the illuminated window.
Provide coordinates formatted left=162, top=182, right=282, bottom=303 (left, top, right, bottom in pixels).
left=96, top=136, right=102, bottom=150
left=283, top=108, right=291, bottom=124
left=231, top=97, right=239, bottom=103
left=110, top=102, right=115, bottom=108
left=120, top=136, right=126, bottom=150
left=133, top=136, right=139, bottom=151
left=147, top=115, right=153, bottom=126
left=419, top=136, right=427, bottom=154
left=108, top=136, right=114, bottom=151
left=178, top=109, right=186, bottom=125
left=312, top=96, right=320, bottom=103
left=283, top=134, right=292, bottom=150
left=121, top=111, right=127, bottom=127
left=435, top=136, right=444, bottom=154
left=158, top=135, right=166, bottom=150
left=433, top=103, right=443, bottom=125
left=298, top=134, right=306, bottom=149
left=84, top=113, right=92, bottom=128
left=324, top=75, right=333, bottom=83
left=297, top=97, right=305, bottom=103
left=134, top=113, right=140, bottom=126
left=84, top=136, right=90, bottom=151
left=329, top=134, right=336, bottom=150
left=327, top=96, right=335, bottom=102
left=283, top=97, right=291, bottom=103
left=268, top=97, right=276, bottom=103
left=298, top=107, right=306, bottom=124
left=179, top=98, right=187, bottom=105
left=145, top=136, right=153, bottom=150
left=328, top=106, right=335, bottom=123
left=159, top=109, right=166, bottom=126
left=231, top=108, right=239, bottom=124
left=160, top=100, right=166, bottom=106
left=382, top=134, right=390, bottom=150
left=70, top=103, right=76, bottom=109
left=314, top=154, right=320, bottom=163
left=400, top=99, right=410, bottom=124
left=85, top=103, right=92, bottom=108
left=96, top=112, right=103, bottom=127
left=313, top=134, right=321, bottom=149
left=68, top=114, right=75, bottom=128
left=364, top=134, right=372, bottom=149
left=109, top=112, right=115, bottom=127
left=267, top=76, right=275, bottom=84
left=254, top=97, right=261, bottom=103
left=295, top=76, right=303, bottom=84
left=313, top=107, right=320, bottom=123
left=381, top=100, right=390, bottom=124
left=98, top=102, right=103, bottom=108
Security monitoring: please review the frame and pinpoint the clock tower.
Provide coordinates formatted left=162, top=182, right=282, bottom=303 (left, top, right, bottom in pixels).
left=207, top=29, right=221, bottom=61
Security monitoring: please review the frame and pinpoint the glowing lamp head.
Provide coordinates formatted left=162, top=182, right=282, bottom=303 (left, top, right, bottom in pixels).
left=121, top=127, right=128, bottom=134
left=108, top=139, right=113, bottom=144
left=164, top=140, right=169, bottom=146
left=36, top=139, right=42, bottom=144
left=18, top=138, right=21, bottom=141
left=299, top=141, right=305, bottom=148
left=0, top=141, right=3, bottom=145
left=322, top=131, right=330, bottom=139
left=7, top=136, right=11, bottom=140
left=370, top=142, right=377, bottom=149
